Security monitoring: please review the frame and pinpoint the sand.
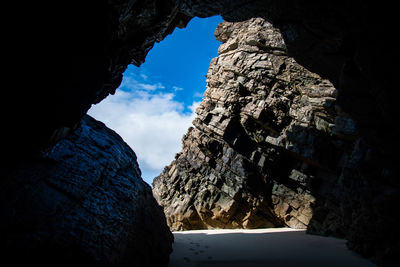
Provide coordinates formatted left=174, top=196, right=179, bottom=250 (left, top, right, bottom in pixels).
left=168, top=228, right=376, bottom=267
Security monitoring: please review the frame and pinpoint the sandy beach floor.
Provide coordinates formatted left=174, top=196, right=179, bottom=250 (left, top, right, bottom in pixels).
left=168, top=228, right=376, bottom=267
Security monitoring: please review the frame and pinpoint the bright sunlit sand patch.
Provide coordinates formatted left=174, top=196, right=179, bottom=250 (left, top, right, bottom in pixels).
left=169, top=228, right=376, bottom=267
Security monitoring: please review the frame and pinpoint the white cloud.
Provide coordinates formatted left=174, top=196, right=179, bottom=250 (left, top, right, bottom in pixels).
left=172, top=86, right=184, bottom=91
left=88, top=89, right=199, bottom=185
left=193, top=91, right=205, bottom=98
left=136, top=82, right=165, bottom=91
left=189, top=101, right=201, bottom=113
left=119, top=76, right=165, bottom=91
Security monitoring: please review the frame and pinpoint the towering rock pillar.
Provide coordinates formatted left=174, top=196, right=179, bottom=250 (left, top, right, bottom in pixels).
left=153, top=18, right=346, bottom=231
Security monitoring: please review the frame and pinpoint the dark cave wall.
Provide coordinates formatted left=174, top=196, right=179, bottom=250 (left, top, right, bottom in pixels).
left=2, top=1, right=398, bottom=266
left=1, top=115, right=173, bottom=266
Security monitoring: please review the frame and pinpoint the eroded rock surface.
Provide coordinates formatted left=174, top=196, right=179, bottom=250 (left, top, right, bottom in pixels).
left=153, top=18, right=399, bottom=266
left=0, top=115, right=173, bottom=266
left=153, top=18, right=342, bottom=230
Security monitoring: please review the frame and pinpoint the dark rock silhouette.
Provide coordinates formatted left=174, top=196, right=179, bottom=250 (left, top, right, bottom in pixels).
left=0, top=115, right=173, bottom=266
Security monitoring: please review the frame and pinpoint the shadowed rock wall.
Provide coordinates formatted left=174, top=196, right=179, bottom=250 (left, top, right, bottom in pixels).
left=0, top=115, right=173, bottom=266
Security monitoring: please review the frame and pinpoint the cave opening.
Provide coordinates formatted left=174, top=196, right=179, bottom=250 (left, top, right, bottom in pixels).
left=89, top=16, right=223, bottom=185
left=85, top=12, right=378, bottom=266
left=2, top=2, right=397, bottom=266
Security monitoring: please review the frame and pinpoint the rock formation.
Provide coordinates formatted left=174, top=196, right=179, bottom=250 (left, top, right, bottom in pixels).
left=0, top=115, right=173, bottom=266
left=153, top=17, right=398, bottom=266
left=153, top=18, right=341, bottom=230
left=2, top=1, right=398, bottom=266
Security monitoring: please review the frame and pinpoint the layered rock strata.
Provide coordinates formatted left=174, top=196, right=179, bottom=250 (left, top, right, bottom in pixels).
left=153, top=18, right=344, bottom=231
left=154, top=17, right=399, bottom=266
left=0, top=115, right=173, bottom=266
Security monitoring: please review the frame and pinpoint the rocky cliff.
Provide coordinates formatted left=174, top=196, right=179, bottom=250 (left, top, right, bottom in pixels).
left=0, top=115, right=173, bottom=266
left=153, top=18, right=343, bottom=230
left=153, top=17, right=398, bottom=266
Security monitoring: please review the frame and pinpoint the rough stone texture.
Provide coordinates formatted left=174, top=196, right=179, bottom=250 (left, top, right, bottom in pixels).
left=153, top=18, right=340, bottom=231
left=0, top=115, right=173, bottom=266
left=4, top=1, right=389, bottom=169
left=153, top=17, right=399, bottom=266
left=3, top=1, right=399, bottom=266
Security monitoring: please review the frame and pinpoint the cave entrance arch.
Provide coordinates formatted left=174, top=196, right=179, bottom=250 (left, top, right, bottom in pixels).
left=3, top=1, right=397, bottom=266
left=89, top=4, right=396, bottom=265
left=89, top=13, right=364, bottom=265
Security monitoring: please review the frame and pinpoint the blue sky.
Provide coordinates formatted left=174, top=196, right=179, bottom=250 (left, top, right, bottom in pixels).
left=89, top=15, right=223, bottom=185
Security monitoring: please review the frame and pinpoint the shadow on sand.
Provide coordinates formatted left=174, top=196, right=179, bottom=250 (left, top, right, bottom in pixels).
left=168, top=228, right=375, bottom=267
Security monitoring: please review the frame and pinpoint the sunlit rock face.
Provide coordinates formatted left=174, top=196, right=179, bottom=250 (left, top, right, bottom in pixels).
left=153, top=18, right=342, bottom=231
left=152, top=6, right=399, bottom=264
left=0, top=115, right=173, bottom=266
